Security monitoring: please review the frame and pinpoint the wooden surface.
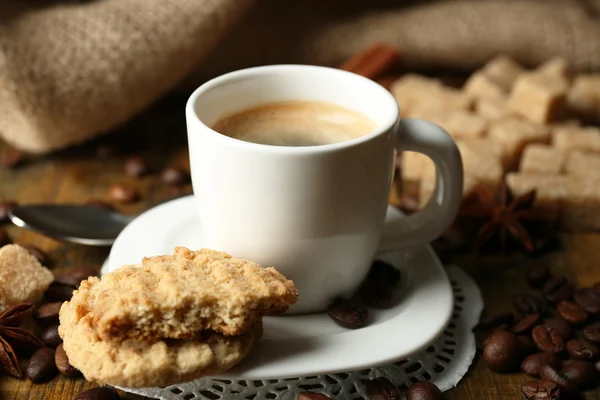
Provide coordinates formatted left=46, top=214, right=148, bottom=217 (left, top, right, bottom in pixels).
left=0, top=95, right=599, bottom=400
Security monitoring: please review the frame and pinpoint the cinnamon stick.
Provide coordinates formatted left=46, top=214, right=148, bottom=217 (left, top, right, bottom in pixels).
left=338, top=43, right=399, bottom=80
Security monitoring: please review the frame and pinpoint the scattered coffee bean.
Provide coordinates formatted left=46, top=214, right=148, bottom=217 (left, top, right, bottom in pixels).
left=124, top=156, right=149, bottom=177
left=53, top=267, right=99, bottom=288
left=40, top=324, right=62, bottom=348
left=44, top=282, right=75, bottom=302
left=556, top=300, right=588, bottom=325
left=406, top=381, right=443, bottom=400
left=0, top=228, right=10, bottom=246
left=527, top=264, right=552, bottom=288
left=512, top=314, right=541, bottom=334
left=518, top=335, right=536, bottom=356
left=573, top=288, right=600, bottom=315
left=482, top=330, right=523, bottom=372
left=22, top=245, right=50, bottom=265
left=583, top=323, right=600, bottom=344
left=1, top=147, right=24, bottom=169
left=297, top=392, right=333, bottom=400
left=96, top=144, right=119, bottom=159
left=363, top=377, right=400, bottom=400
left=86, top=199, right=115, bottom=211
left=521, top=353, right=561, bottom=376
left=36, top=302, right=63, bottom=325
left=0, top=201, right=16, bottom=223
left=561, top=360, right=599, bottom=390
left=327, top=299, right=368, bottom=329
left=161, top=167, right=189, bottom=185
left=480, top=324, right=509, bottom=349
left=532, top=325, right=565, bottom=355
left=520, top=380, right=560, bottom=400
left=368, top=260, right=401, bottom=285
left=75, top=386, right=121, bottom=400
left=475, top=312, right=514, bottom=332
left=26, top=348, right=58, bottom=383
left=566, top=339, right=599, bottom=361
left=540, top=364, right=579, bottom=397
left=542, top=318, right=573, bottom=339
left=361, top=280, right=395, bottom=309
left=108, top=183, right=139, bottom=204
left=513, top=294, right=546, bottom=315
left=543, top=277, right=574, bottom=303
left=55, top=343, right=80, bottom=377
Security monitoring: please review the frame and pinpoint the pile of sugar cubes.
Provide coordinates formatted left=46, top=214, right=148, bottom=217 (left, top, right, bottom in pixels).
left=393, top=56, right=600, bottom=230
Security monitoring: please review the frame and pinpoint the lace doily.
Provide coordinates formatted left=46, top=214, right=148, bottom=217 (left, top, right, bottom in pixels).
left=119, top=265, right=482, bottom=399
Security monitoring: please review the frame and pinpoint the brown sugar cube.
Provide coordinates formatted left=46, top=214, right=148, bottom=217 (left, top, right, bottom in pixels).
left=475, top=98, right=513, bottom=121
left=391, top=75, right=444, bottom=116
left=560, top=176, right=600, bottom=230
left=565, top=151, right=600, bottom=177
left=457, top=139, right=504, bottom=188
left=553, top=126, right=600, bottom=154
left=509, top=72, right=569, bottom=123
left=481, top=55, right=525, bottom=91
left=0, top=244, right=54, bottom=312
left=401, top=151, right=434, bottom=182
left=506, top=172, right=569, bottom=218
left=566, top=74, right=600, bottom=120
left=537, top=58, right=571, bottom=84
left=439, top=110, right=488, bottom=139
left=406, top=105, right=450, bottom=128
left=436, top=87, right=473, bottom=110
left=463, top=72, right=506, bottom=101
left=519, top=144, right=566, bottom=174
left=488, top=118, right=551, bottom=170
left=419, top=174, right=477, bottom=207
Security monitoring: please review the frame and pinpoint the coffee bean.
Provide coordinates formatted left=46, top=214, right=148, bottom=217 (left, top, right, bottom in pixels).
left=513, top=294, right=546, bottom=315
left=36, top=302, right=63, bottom=326
left=475, top=312, right=514, bottom=332
left=327, top=299, right=368, bottom=329
left=583, top=323, right=600, bottom=344
left=363, top=377, right=400, bottom=400
left=44, top=283, right=75, bottom=302
left=369, top=260, right=402, bottom=285
left=527, top=264, right=552, bottom=288
left=556, top=300, right=588, bottom=324
left=161, top=167, right=189, bottom=185
left=361, top=280, right=395, bottom=309
left=561, top=360, right=599, bottom=390
left=542, top=318, right=573, bottom=339
left=124, top=156, right=149, bottom=177
left=407, top=381, right=443, bottom=400
left=75, top=387, right=121, bottom=400
left=521, top=353, right=561, bottom=376
left=0, top=201, right=16, bottom=223
left=573, top=288, right=600, bottom=315
left=55, top=343, right=80, bottom=377
left=512, top=314, right=541, bottom=334
left=40, top=325, right=62, bottom=348
left=532, top=325, right=565, bottom=355
left=23, top=245, right=50, bottom=265
left=108, top=183, right=139, bottom=204
left=53, top=267, right=99, bottom=288
left=0, top=228, right=10, bottom=246
left=520, top=380, right=560, bottom=400
left=483, top=330, right=523, bottom=372
left=540, top=364, right=579, bottom=397
left=297, top=392, right=333, bottom=400
left=566, top=339, right=599, bottom=361
left=86, top=200, right=115, bottom=211
left=543, top=277, right=574, bottom=303
left=96, top=145, right=119, bottom=159
left=26, top=348, right=58, bottom=383
left=1, top=147, right=24, bottom=169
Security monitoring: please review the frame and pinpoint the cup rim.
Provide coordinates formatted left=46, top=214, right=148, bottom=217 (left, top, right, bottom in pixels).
left=185, top=64, right=399, bottom=154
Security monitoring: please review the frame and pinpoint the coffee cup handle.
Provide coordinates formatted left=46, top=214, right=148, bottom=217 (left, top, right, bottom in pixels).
left=378, top=118, right=463, bottom=252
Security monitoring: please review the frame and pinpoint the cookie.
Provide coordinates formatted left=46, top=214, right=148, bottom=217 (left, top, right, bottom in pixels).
left=72, top=247, right=297, bottom=341
left=0, top=244, right=54, bottom=312
left=59, top=299, right=262, bottom=388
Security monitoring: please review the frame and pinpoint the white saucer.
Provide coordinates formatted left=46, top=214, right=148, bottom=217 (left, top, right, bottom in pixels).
left=102, top=195, right=453, bottom=380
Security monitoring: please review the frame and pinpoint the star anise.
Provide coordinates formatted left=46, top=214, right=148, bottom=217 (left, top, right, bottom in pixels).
left=459, top=182, right=552, bottom=253
left=0, top=303, right=45, bottom=378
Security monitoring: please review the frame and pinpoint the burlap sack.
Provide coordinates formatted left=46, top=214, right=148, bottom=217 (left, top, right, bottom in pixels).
left=1, top=0, right=599, bottom=154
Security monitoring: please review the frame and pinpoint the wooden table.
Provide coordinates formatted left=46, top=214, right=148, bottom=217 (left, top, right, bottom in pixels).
left=1, top=95, right=598, bottom=399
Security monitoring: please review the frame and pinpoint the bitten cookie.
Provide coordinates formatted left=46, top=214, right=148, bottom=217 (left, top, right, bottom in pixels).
left=72, top=247, right=297, bottom=341
left=59, top=298, right=262, bottom=388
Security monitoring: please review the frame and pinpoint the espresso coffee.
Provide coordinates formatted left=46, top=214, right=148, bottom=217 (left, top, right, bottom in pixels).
left=211, top=100, right=377, bottom=146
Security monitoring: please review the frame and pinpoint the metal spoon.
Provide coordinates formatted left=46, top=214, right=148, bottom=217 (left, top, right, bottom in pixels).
left=9, top=204, right=135, bottom=246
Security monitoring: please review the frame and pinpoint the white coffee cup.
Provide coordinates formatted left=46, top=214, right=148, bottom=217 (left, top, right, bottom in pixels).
left=186, top=65, right=463, bottom=314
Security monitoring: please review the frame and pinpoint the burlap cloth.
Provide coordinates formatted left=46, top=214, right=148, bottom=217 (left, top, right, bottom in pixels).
left=1, top=0, right=599, bottom=154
